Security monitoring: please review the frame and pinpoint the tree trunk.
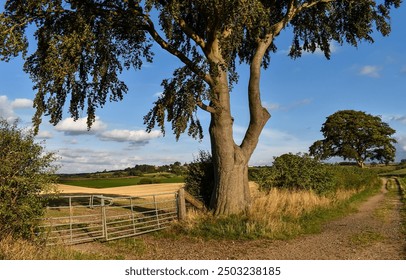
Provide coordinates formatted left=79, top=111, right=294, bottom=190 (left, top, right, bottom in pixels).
left=207, top=75, right=269, bottom=216
left=205, top=40, right=271, bottom=216
left=357, top=160, right=365, bottom=168
left=209, top=112, right=251, bottom=216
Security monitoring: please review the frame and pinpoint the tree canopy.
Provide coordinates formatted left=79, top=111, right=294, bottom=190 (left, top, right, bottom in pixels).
left=309, top=110, right=397, bottom=167
left=0, top=0, right=401, bottom=135
left=1, top=0, right=402, bottom=215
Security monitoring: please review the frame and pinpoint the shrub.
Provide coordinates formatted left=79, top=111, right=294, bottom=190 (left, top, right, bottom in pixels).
left=328, top=165, right=380, bottom=191
left=184, top=150, right=214, bottom=207
left=0, top=119, right=58, bottom=239
left=269, top=153, right=334, bottom=194
left=138, top=177, right=153, bottom=184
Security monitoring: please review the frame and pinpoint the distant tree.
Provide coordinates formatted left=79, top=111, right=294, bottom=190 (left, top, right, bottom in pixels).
left=0, top=118, right=57, bottom=239
left=170, top=161, right=184, bottom=175
left=0, top=1, right=401, bottom=215
left=309, top=110, right=397, bottom=168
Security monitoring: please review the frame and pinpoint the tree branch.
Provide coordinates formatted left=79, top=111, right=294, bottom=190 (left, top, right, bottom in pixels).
left=197, top=99, right=217, bottom=114
left=173, top=14, right=206, bottom=50
left=142, top=15, right=214, bottom=87
left=298, top=0, right=336, bottom=13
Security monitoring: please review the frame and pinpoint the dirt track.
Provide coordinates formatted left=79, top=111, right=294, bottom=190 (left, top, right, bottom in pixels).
left=67, top=181, right=406, bottom=260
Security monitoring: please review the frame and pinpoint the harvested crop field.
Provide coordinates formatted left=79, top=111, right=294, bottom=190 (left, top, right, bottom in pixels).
left=56, top=183, right=184, bottom=197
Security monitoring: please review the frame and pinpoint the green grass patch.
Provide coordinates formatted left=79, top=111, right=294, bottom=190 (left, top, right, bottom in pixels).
left=349, top=230, right=385, bottom=247
left=59, top=175, right=184, bottom=188
left=380, top=167, right=406, bottom=177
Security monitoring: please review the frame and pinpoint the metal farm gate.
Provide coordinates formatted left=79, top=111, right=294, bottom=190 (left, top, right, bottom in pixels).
left=38, top=191, right=180, bottom=245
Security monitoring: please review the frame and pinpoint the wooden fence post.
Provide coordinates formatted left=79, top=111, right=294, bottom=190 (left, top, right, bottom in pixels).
left=177, top=188, right=186, bottom=221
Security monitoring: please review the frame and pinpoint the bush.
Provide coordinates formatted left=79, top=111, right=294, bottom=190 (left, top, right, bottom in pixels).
left=251, top=154, right=381, bottom=195
left=184, top=150, right=214, bottom=207
left=138, top=177, right=153, bottom=184
left=270, top=153, right=334, bottom=194
left=0, top=119, right=58, bottom=239
left=328, top=165, right=380, bottom=191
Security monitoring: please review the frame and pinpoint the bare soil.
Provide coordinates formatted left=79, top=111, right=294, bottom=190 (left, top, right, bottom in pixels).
left=63, top=181, right=406, bottom=260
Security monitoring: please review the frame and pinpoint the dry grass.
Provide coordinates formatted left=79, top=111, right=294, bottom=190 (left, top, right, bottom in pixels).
left=0, top=235, right=103, bottom=260
left=177, top=187, right=361, bottom=239
left=246, top=188, right=333, bottom=237
left=250, top=188, right=331, bottom=219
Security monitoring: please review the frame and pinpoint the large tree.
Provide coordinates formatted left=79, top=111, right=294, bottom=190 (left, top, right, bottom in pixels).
left=0, top=0, right=401, bottom=215
left=309, top=110, right=397, bottom=168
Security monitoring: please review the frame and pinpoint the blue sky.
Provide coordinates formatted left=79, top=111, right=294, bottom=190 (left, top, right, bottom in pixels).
left=1, top=4, right=405, bottom=173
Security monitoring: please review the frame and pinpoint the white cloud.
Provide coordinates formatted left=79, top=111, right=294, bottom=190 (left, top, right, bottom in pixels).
left=262, top=101, right=280, bottom=112
left=262, top=99, right=312, bottom=112
left=390, top=115, right=406, bottom=125
left=99, top=129, right=161, bottom=144
left=395, top=136, right=406, bottom=161
left=56, top=148, right=144, bottom=173
left=0, top=95, right=16, bottom=122
left=359, top=65, right=381, bottom=78
left=36, top=130, right=53, bottom=139
left=11, top=98, right=33, bottom=109
left=55, top=116, right=107, bottom=135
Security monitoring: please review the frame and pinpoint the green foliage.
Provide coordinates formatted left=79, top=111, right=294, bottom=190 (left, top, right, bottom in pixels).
left=0, top=1, right=401, bottom=137
left=184, top=150, right=214, bottom=207
left=267, top=153, right=334, bottom=194
left=251, top=154, right=381, bottom=194
left=0, top=119, right=58, bottom=239
left=328, top=166, right=381, bottom=192
left=138, top=177, right=154, bottom=185
left=249, top=167, right=274, bottom=191
left=310, top=110, right=397, bottom=167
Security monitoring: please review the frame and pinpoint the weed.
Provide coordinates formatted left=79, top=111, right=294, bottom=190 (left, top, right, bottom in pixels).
left=349, top=230, right=385, bottom=247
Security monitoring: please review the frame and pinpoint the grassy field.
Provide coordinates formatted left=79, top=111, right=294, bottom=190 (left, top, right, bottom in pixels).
left=379, top=167, right=406, bottom=177
left=59, top=174, right=184, bottom=188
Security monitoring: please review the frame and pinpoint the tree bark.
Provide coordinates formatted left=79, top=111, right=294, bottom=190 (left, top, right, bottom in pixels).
left=209, top=112, right=251, bottom=216
left=207, top=59, right=270, bottom=216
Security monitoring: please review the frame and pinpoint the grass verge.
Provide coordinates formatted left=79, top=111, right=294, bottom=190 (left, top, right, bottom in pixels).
left=0, top=235, right=104, bottom=260
left=164, top=178, right=382, bottom=240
